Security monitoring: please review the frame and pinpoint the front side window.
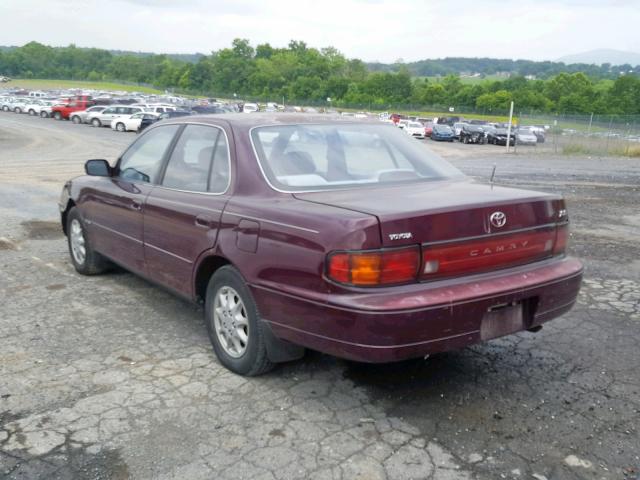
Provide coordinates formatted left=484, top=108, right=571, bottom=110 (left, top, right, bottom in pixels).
left=103, top=107, right=117, bottom=114
left=118, top=125, right=180, bottom=183
left=161, top=125, right=229, bottom=193
left=251, top=123, right=463, bottom=191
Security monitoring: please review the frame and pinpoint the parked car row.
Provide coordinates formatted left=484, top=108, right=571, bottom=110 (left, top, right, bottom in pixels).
left=0, top=94, right=208, bottom=133
left=384, top=113, right=546, bottom=147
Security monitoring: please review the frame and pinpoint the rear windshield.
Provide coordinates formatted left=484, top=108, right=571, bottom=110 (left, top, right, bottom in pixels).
left=251, top=123, right=464, bottom=192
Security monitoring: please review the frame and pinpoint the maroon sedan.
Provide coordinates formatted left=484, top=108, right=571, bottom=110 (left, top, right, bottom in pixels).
left=59, top=114, right=583, bottom=376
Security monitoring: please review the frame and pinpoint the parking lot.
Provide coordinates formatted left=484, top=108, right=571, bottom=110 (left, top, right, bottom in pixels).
left=1, top=112, right=639, bottom=480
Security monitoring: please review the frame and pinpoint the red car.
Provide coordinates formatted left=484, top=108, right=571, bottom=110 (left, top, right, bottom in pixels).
left=51, top=97, right=95, bottom=120
left=424, top=122, right=434, bottom=137
left=59, top=114, right=583, bottom=376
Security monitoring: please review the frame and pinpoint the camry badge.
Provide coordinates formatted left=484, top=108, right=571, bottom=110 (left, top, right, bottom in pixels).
left=489, top=211, right=507, bottom=228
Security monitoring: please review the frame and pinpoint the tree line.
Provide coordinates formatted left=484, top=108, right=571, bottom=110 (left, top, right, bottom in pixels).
left=1, top=40, right=639, bottom=115
left=368, top=57, right=640, bottom=80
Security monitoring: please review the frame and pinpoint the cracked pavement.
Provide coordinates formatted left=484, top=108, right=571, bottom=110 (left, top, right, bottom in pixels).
left=1, top=114, right=639, bottom=479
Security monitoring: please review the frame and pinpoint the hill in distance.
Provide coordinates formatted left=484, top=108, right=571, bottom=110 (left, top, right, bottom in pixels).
left=557, top=49, right=640, bottom=67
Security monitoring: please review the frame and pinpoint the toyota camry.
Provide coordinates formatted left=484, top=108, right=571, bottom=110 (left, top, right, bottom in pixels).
left=59, top=114, right=583, bottom=376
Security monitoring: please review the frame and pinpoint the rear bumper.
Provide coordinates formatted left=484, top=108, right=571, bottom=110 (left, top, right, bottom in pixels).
left=252, top=257, right=583, bottom=363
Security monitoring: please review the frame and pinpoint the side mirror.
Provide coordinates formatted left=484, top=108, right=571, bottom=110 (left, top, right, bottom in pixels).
left=85, top=159, right=111, bottom=177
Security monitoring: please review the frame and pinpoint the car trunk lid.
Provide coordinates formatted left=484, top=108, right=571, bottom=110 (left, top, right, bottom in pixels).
left=295, top=179, right=567, bottom=279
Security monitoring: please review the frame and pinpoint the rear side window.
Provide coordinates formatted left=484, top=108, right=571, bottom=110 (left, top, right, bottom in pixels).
left=118, top=125, right=180, bottom=183
left=161, top=125, right=230, bottom=193
left=209, top=131, right=230, bottom=193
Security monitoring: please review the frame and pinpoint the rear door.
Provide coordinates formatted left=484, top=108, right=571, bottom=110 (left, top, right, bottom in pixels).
left=143, top=124, right=232, bottom=297
left=84, top=124, right=181, bottom=274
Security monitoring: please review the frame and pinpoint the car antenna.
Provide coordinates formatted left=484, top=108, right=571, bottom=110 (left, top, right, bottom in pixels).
left=490, top=164, right=497, bottom=185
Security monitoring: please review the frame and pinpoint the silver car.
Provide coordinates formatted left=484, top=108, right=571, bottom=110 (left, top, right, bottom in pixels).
left=87, top=105, right=145, bottom=127
left=516, top=128, right=539, bottom=145
left=70, top=106, right=108, bottom=124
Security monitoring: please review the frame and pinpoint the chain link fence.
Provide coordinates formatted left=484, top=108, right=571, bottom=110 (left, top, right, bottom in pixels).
left=514, top=113, right=640, bottom=157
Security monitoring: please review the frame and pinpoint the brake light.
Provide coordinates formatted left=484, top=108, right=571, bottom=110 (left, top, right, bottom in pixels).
left=421, top=227, right=560, bottom=280
left=327, top=246, right=420, bottom=286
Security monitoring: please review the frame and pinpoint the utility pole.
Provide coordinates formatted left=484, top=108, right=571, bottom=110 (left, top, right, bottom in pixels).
left=506, top=101, right=514, bottom=152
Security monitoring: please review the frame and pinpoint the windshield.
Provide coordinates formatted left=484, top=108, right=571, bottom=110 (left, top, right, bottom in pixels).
left=251, top=123, right=464, bottom=192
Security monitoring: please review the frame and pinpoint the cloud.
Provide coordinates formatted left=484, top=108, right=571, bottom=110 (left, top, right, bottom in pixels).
left=0, top=0, right=638, bottom=62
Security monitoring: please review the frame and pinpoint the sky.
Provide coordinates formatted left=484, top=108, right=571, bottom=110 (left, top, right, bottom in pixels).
left=1, top=0, right=639, bottom=63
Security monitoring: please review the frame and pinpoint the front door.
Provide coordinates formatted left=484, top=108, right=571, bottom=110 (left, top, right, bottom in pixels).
left=84, top=124, right=181, bottom=274
left=144, top=124, right=232, bottom=297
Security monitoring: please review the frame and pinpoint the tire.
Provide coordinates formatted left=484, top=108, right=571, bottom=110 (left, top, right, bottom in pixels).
left=91, top=118, right=101, bottom=127
left=462, top=136, right=468, bottom=144
left=14, top=107, right=22, bottom=114
left=28, top=109, right=36, bottom=116
left=204, top=266, right=274, bottom=376
left=53, top=111, right=63, bottom=120
left=40, top=111, right=49, bottom=118
left=71, top=115, right=81, bottom=124
left=2, top=106, right=8, bottom=112
left=66, top=207, right=109, bottom=275
left=115, top=122, right=126, bottom=132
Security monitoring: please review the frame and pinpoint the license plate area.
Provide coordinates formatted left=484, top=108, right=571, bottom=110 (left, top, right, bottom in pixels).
left=481, top=301, right=524, bottom=341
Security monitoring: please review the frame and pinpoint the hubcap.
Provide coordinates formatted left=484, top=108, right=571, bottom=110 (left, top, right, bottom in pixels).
left=213, top=286, right=249, bottom=358
left=70, top=219, right=86, bottom=265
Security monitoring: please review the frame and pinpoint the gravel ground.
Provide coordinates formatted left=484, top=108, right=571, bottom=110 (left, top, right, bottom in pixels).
left=1, top=113, right=639, bottom=480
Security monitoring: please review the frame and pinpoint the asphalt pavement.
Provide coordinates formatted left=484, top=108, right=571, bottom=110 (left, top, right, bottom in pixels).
left=1, top=113, right=639, bottom=480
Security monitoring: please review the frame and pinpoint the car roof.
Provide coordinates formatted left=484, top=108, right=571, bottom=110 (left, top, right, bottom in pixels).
left=163, top=112, right=377, bottom=130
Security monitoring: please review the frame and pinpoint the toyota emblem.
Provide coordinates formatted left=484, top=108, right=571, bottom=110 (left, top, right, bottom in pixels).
left=489, top=211, right=507, bottom=228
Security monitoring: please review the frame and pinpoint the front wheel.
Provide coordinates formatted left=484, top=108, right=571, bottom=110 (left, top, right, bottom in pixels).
left=71, top=115, right=81, bottom=124
left=28, top=109, right=36, bottom=116
left=66, top=207, right=109, bottom=275
left=205, top=266, right=274, bottom=376
left=14, top=107, right=22, bottom=114
left=115, top=122, right=126, bottom=132
left=40, top=111, right=49, bottom=118
left=53, top=111, right=63, bottom=120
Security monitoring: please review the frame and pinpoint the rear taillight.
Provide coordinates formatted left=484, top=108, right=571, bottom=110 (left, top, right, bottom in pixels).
left=554, top=223, right=569, bottom=254
left=327, top=246, right=420, bottom=286
left=421, top=227, right=560, bottom=280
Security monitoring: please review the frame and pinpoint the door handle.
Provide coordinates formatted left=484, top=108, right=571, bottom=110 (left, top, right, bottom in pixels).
left=195, top=214, right=216, bottom=228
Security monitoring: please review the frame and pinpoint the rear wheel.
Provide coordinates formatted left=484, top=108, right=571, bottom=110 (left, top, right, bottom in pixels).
left=71, top=115, right=81, bottom=124
left=66, top=207, right=109, bottom=275
left=53, top=111, right=63, bottom=120
left=14, top=107, right=22, bottom=114
left=28, top=109, right=36, bottom=116
left=205, top=266, right=274, bottom=376
left=2, top=106, right=8, bottom=112
left=91, top=118, right=101, bottom=127
left=40, top=111, right=49, bottom=118
left=115, top=122, right=126, bottom=132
